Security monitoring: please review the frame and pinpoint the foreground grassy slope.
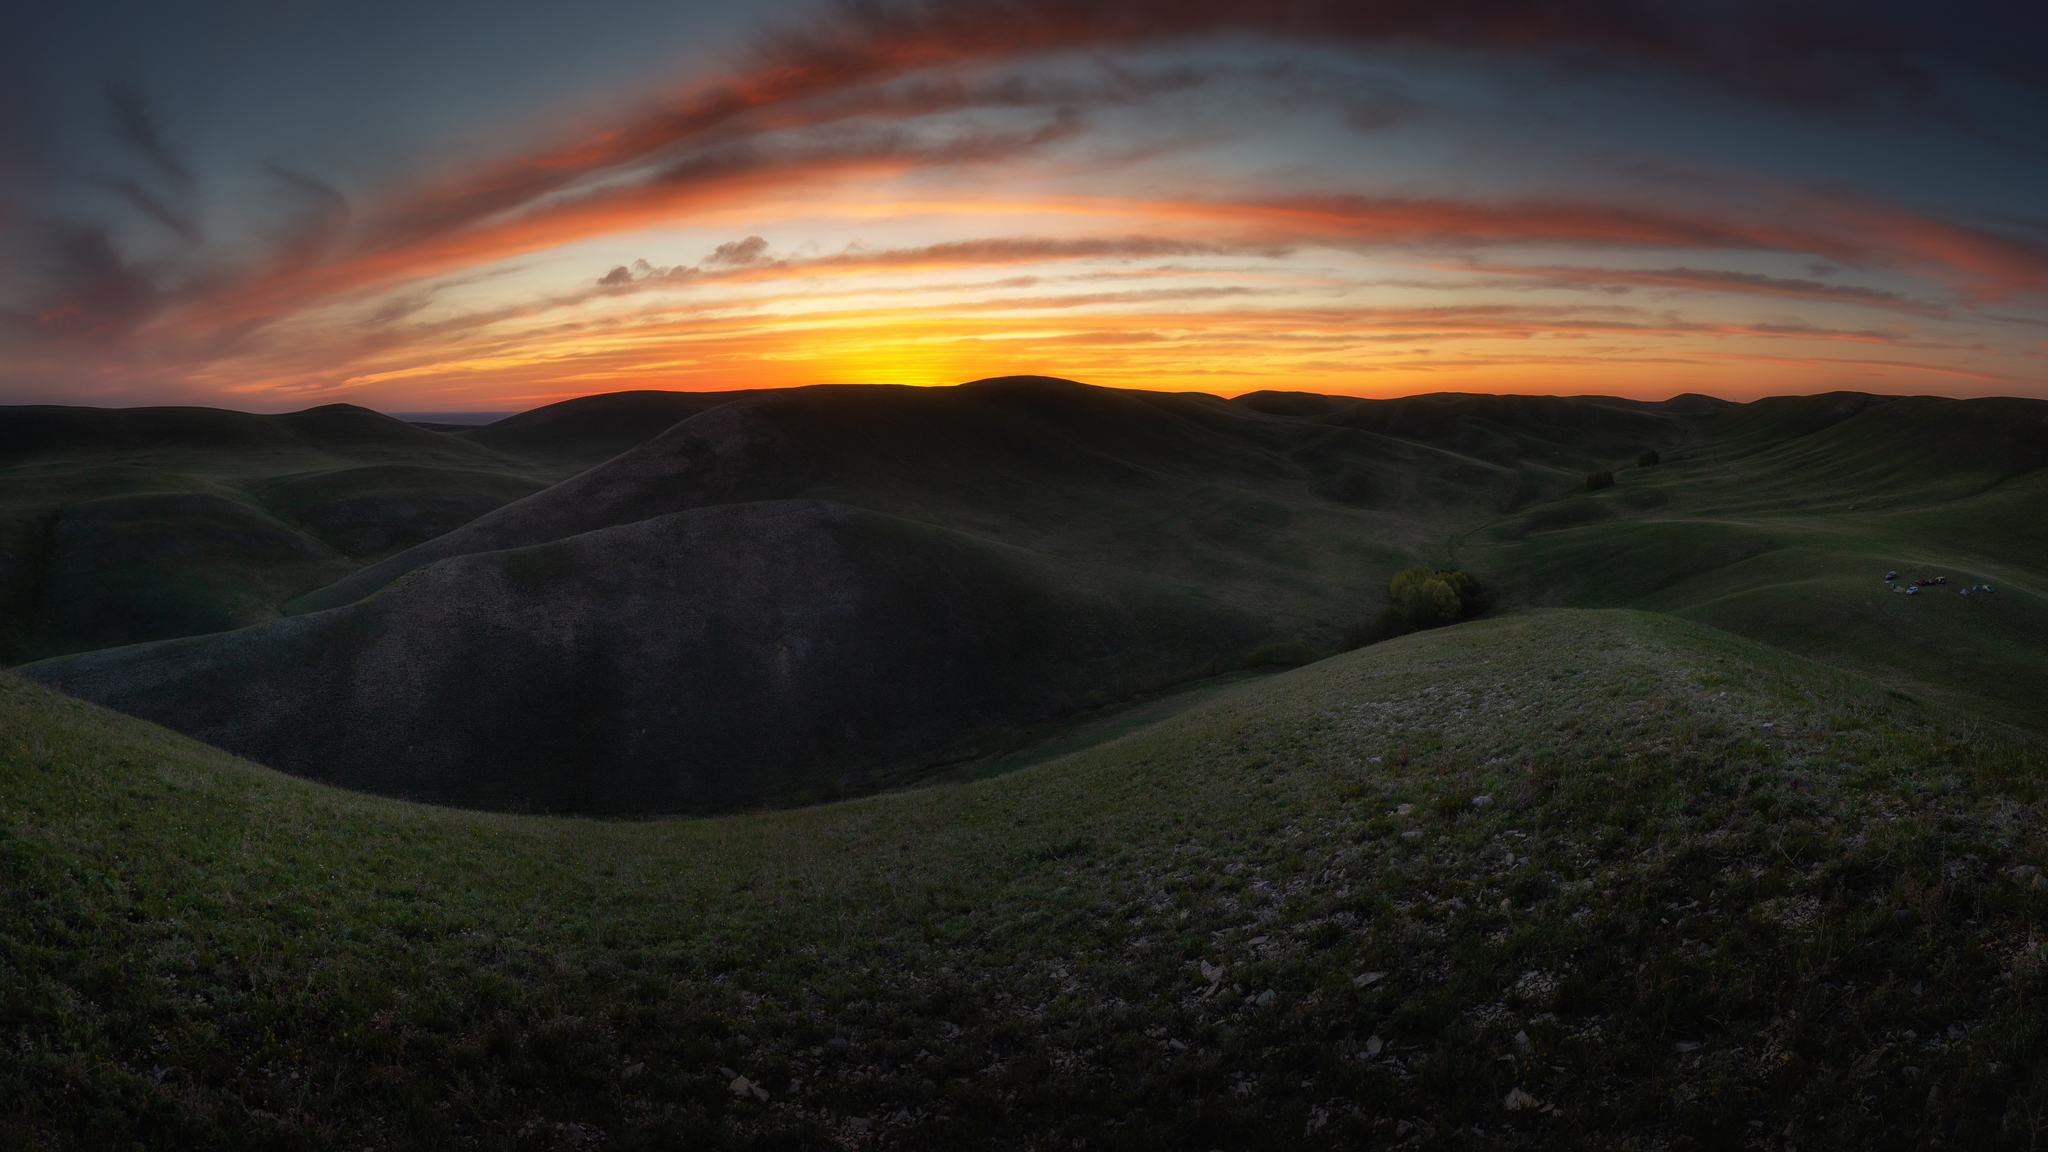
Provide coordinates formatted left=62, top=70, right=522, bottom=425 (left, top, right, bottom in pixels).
left=8, top=610, right=2048, bottom=1149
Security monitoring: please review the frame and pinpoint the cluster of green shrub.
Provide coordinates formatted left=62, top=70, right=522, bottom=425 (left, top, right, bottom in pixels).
left=1342, top=564, right=1488, bottom=649
left=1587, top=450, right=1656, bottom=490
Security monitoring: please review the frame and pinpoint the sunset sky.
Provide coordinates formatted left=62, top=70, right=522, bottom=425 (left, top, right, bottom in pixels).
left=3, top=0, right=2046, bottom=413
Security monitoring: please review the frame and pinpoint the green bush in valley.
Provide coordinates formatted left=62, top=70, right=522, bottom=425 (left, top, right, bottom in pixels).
left=1342, top=565, right=1488, bottom=649
left=1586, top=469, right=1615, bottom=490
left=1637, top=449, right=1660, bottom=467
left=1390, top=566, right=1462, bottom=627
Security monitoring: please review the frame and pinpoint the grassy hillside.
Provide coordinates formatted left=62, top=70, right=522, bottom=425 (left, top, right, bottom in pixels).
left=1469, top=395, right=2048, bottom=731
left=26, top=501, right=1270, bottom=813
left=0, top=404, right=554, bottom=663
left=458, top=390, right=756, bottom=476
left=11, top=380, right=2045, bottom=818
left=259, top=466, right=547, bottom=558
left=7, top=609, right=2048, bottom=1150
left=32, top=377, right=1701, bottom=813
left=1236, top=390, right=1716, bottom=513
left=299, top=377, right=1562, bottom=626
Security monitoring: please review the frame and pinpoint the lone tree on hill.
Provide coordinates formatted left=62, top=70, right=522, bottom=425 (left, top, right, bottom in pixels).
left=1344, top=565, right=1489, bottom=649
left=1637, top=449, right=1660, bottom=467
left=1585, top=470, right=1615, bottom=491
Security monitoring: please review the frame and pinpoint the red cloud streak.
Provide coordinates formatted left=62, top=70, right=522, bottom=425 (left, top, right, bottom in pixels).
left=13, top=0, right=2047, bottom=405
left=33, top=0, right=2048, bottom=352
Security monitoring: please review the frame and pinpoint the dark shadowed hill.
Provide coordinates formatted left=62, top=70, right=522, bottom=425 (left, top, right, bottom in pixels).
left=1704, top=394, right=2048, bottom=506
left=1234, top=389, right=1713, bottom=509
left=0, top=402, right=480, bottom=464
left=24, top=500, right=1266, bottom=813
left=299, top=377, right=1682, bottom=619
left=1233, top=389, right=1728, bottom=443
left=1694, top=390, right=1902, bottom=447
left=259, top=465, right=548, bottom=557
left=459, top=389, right=757, bottom=474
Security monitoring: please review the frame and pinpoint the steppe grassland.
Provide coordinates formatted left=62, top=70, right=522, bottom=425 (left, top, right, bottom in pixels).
left=0, top=410, right=551, bottom=665
left=1470, top=422, right=2048, bottom=732
left=5, top=609, right=2048, bottom=1149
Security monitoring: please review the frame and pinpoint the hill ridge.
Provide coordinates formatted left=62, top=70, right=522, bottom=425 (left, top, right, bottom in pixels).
left=23, top=497, right=1273, bottom=813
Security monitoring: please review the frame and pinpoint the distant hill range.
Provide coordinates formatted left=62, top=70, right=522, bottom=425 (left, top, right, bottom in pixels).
left=8, top=378, right=2044, bottom=812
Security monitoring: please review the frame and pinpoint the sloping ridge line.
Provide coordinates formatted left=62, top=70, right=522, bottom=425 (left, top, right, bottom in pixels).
left=292, top=394, right=812, bottom=613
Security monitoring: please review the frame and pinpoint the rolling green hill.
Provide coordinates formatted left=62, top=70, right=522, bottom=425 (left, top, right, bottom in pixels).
left=1467, top=394, right=2048, bottom=729
left=27, top=378, right=1692, bottom=813
left=0, top=404, right=554, bottom=664
left=7, top=381, right=2047, bottom=1147
left=297, top=377, right=1530, bottom=620
left=12, top=379, right=2046, bottom=816
left=28, top=500, right=1269, bottom=813
left=1235, top=390, right=1719, bottom=515
left=457, top=389, right=757, bottom=476
left=6, top=610, right=2046, bottom=1149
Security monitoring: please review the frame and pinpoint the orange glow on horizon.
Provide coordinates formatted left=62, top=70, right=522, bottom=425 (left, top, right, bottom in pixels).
left=11, top=14, right=2046, bottom=414
left=292, top=298, right=2018, bottom=414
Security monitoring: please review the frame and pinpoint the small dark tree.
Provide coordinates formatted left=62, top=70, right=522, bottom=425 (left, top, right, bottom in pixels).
left=1637, top=450, right=1660, bottom=467
left=1585, top=470, right=1615, bottom=491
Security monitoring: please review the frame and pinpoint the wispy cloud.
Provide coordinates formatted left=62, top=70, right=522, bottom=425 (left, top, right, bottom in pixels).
left=1431, top=261, right=1944, bottom=314
left=5, top=0, right=2046, bottom=405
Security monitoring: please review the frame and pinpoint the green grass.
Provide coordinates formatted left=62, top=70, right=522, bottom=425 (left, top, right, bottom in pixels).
left=0, top=404, right=556, bottom=663
left=298, top=380, right=1700, bottom=645
left=1469, top=399, right=2048, bottom=732
left=9, top=609, right=2048, bottom=1149
left=261, top=465, right=547, bottom=561
left=28, top=380, right=1711, bottom=817
left=917, top=669, right=1280, bottom=785
left=7, top=383, right=2048, bottom=1145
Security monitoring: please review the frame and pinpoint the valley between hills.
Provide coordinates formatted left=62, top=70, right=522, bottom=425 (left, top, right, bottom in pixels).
left=3, top=377, right=2046, bottom=1149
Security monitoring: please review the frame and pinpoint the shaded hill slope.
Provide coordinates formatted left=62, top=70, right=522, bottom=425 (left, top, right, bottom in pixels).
left=458, top=388, right=757, bottom=475
left=1236, top=389, right=1716, bottom=507
left=299, top=377, right=1660, bottom=625
left=257, top=464, right=548, bottom=557
left=29, top=377, right=1693, bottom=813
left=1702, top=394, right=2048, bottom=508
left=8, top=610, right=2048, bottom=1149
left=0, top=401, right=474, bottom=464
left=18, top=378, right=2046, bottom=817
left=1693, top=389, right=1901, bottom=449
left=0, top=381, right=1722, bottom=673
left=23, top=500, right=1267, bottom=813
